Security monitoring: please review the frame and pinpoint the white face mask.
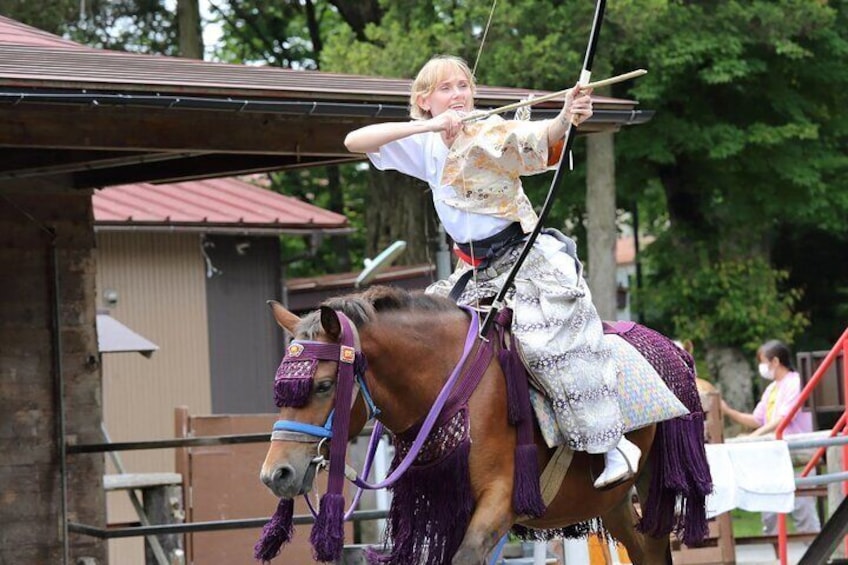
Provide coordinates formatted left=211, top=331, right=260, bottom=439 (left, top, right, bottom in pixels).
left=758, top=362, right=775, bottom=380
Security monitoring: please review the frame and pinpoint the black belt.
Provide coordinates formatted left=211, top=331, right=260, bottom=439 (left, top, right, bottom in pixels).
left=454, top=222, right=525, bottom=259
left=448, top=223, right=527, bottom=302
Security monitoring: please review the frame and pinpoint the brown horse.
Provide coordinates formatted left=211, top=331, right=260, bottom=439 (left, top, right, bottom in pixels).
left=259, top=287, right=709, bottom=565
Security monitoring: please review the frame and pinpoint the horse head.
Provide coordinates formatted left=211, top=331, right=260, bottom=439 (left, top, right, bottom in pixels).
left=260, top=301, right=371, bottom=499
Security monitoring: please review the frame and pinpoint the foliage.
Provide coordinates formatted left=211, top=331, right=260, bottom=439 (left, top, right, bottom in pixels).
left=210, top=0, right=343, bottom=67
left=636, top=235, right=809, bottom=353
left=268, top=165, right=368, bottom=278
left=0, top=0, right=79, bottom=35
left=610, top=0, right=848, bottom=236
left=1, top=0, right=178, bottom=54
left=69, top=0, right=178, bottom=53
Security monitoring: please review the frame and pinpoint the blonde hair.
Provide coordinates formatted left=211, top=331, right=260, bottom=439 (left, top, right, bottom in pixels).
left=409, top=55, right=476, bottom=120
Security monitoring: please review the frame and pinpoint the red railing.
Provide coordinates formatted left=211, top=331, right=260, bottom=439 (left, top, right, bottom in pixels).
left=775, top=326, right=848, bottom=565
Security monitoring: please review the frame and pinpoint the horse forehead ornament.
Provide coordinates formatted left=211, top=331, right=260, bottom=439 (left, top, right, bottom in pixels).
left=272, top=322, right=366, bottom=412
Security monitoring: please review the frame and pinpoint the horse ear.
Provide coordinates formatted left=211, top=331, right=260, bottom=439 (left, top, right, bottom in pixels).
left=267, top=300, right=300, bottom=335
left=319, top=306, right=342, bottom=341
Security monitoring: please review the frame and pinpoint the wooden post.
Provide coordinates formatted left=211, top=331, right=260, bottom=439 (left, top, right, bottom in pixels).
left=142, top=485, right=182, bottom=565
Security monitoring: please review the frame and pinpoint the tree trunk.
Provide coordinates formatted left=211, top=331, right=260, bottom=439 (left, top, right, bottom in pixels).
left=705, top=345, right=755, bottom=436
left=585, top=131, right=617, bottom=320
left=177, top=0, right=203, bottom=59
left=365, top=168, right=437, bottom=266
left=326, top=165, right=351, bottom=271
left=325, top=1, right=384, bottom=42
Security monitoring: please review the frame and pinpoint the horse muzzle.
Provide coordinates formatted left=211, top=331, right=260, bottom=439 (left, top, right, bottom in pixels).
left=260, top=459, right=318, bottom=498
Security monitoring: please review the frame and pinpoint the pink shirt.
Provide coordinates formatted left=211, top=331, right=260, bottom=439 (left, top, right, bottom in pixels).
left=752, top=371, right=813, bottom=435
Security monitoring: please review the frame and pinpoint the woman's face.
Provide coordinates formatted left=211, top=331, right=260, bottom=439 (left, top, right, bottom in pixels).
left=418, top=67, right=474, bottom=117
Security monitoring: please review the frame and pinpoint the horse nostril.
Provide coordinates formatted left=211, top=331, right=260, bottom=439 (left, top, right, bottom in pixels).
left=269, top=465, right=295, bottom=489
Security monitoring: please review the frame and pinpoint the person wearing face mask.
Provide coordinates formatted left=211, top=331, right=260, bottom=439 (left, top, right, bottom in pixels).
left=344, top=55, right=638, bottom=490
left=720, top=340, right=820, bottom=535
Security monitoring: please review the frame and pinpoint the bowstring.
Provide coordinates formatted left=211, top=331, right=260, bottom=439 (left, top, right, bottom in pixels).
left=465, top=0, right=498, bottom=312
left=472, top=0, right=498, bottom=76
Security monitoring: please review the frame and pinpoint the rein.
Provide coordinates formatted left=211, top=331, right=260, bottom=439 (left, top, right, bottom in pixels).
left=351, top=306, right=493, bottom=490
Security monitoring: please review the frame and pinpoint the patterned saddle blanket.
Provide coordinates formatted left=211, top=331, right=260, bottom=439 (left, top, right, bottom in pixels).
left=530, top=331, right=689, bottom=448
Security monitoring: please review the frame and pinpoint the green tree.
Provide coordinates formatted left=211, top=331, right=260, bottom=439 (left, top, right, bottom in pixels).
left=0, top=0, right=179, bottom=54
left=608, top=0, right=848, bottom=406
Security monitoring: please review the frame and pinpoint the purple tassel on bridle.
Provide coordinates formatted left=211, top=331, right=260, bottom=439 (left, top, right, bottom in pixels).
left=254, top=498, right=294, bottom=563
left=274, top=358, right=317, bottom=408
left=309, top=492, right=346, bottom=562
left=274, top=376, right=311, bottom=407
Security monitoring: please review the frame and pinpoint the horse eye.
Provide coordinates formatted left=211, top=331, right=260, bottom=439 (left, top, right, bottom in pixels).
left=314, top=380, right=334, bottom=394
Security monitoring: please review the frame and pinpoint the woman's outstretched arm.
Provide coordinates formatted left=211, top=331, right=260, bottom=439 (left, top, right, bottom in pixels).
left=344, top=111, right=465, bottom=153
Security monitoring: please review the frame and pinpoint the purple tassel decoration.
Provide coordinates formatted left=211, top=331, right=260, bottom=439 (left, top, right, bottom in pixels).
left=639, top=414, right=711, bottom=546
left=368, top=439, right=474, bottom=565
left=498, top=347, right=524, bottom=427
left=498, top=326, right=546, bottom=519
left=309, top=492, right=346, bottom=563
left=606, top=321, right=712, bottom=547
left=254, top=498, right=294, bottom=563
left=274, top=376, right=312, bottom=408
left=512, top=443, right=546, bottom=518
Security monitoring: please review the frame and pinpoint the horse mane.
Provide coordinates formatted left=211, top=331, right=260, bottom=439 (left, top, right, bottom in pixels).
left=297, top=285, right=459, bottom=339
left=361, top=285, right=458, bottom=314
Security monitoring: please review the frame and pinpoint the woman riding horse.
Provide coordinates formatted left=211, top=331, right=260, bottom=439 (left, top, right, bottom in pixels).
left=257, top=287, right=711, bottom=565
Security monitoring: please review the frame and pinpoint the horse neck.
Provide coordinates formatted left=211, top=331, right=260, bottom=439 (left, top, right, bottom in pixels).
left=360, top=309, right=470, bottom=434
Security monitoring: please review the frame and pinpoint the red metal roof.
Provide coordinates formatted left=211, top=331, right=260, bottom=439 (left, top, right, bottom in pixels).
left=0, top=15, right=88, bottom=49
left=93, top=177, right=348, bottom=233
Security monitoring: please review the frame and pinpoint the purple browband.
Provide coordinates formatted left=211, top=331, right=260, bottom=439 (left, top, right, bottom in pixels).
left=274, top=339, right=358, bottom=408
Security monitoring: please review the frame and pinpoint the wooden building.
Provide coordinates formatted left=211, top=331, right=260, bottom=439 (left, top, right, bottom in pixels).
left=92, top=178, right=347, bottom=563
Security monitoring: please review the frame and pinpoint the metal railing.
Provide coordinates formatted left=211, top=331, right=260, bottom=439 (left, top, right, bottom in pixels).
left=67, top=425, right=385, bottom=563
left=776, top=326, right=848, bottom=565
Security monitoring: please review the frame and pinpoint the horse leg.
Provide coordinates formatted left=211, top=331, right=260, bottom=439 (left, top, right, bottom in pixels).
left=599, top=488, right=646, bottom=564
left=451, top=486, right=515, bottom=565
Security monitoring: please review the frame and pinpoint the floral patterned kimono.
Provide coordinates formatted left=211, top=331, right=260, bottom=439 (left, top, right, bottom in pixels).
left=368, top=115, right=622, bottom=453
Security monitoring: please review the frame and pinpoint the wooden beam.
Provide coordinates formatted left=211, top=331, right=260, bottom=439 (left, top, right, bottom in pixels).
left=0, top=104, right=374, bottom=155
left=73, top=153, right=361, bottom=188
left=0, top=148, right=197, bottom=180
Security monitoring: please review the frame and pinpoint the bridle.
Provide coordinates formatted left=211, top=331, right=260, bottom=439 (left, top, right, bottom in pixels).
left=258, top=306, right=530, bottom=563
left=271, top=310, right=376, bottom=463
left=269, top=307, right=491, bottom=514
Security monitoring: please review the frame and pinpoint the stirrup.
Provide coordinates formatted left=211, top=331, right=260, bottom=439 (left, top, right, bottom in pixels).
left=593, top=446, right=637, bottom=490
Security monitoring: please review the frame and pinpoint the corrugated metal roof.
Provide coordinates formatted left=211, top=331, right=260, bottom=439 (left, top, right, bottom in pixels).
left=0, top=16, right=637, bottom=109
left=0, top=15, right=87, bottom=49
left=93, top=177, right=348, bottom=232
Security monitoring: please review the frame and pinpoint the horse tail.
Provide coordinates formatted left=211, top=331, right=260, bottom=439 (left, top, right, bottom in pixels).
left=614, top=323, right=713, bottom=546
